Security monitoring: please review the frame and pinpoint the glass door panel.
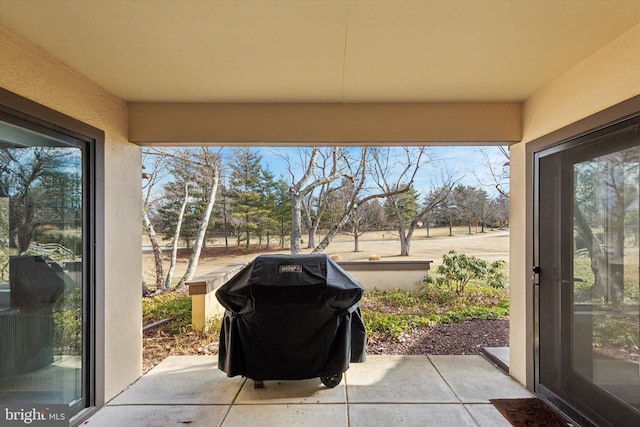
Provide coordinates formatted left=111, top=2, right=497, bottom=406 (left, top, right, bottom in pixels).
left=0, top=120, right=86, bottom=413
left=573, top=145, right=639, bottom=413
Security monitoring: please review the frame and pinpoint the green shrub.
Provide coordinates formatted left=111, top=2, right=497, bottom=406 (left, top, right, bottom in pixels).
left=143, top=292, right=192, bottom=333
left=53, top=288, right=82, bottom=354
left=381, top=288, right=420, bottom=307
left=441, top=305, right=509, bottom=323
left=363, top=311, right=433, bottom=339
left=53, top=309, right=82, bottom=354
left=593, top=314, right=639, bottom=349
left=430, top=250, right=506, bottom=294
left=360, top=283, right=509, bottom=340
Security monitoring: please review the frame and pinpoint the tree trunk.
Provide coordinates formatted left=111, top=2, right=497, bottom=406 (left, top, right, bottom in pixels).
left=303, top=196, right=315, bottom=249
left=574, top=204, right=608, bottom=301
left=178, top=171, right=219, bottom=288
left=398, top=223, right=410, bottom=256
left=604, top=165, right=626, bottom=304
left=223, top=195, right=229, bottom=253
left=312, top=227, right=339, bottom=253
left=280, top=218, right=286, bottom=248
left=16, top=194, right=35, bottom=254
left=399, top=222, right=417, bottom=256
left=290, top=189, right=303, bottom=254
left=142, top=207, right=164, bottom=289
left=308, top=224, right=317, bottom=248
left=312, top=213, right=352, bottom=253
left=165, top=182, right=189, bottom=288
left=245, top=215, right=250, bottom=249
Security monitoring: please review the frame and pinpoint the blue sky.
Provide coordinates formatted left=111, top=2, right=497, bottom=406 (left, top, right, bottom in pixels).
left=144, top=145, right=510, bottom=199
left=243, top=145, right=509, bottom=197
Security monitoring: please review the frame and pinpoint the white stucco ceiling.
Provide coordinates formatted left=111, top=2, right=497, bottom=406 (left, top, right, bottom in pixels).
left=1, top=0, right=638, bottom=103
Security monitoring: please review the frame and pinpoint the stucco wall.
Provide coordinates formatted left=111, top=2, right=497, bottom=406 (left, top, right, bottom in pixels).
left=523, top=24, right=640, bottom=143
left=0, top=26, right=142, bottom=403
left=509, top=23, right=640, bottom=387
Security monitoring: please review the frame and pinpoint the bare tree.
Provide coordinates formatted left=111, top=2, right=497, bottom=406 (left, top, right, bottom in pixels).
left=147, top=147, right=221, bottom=288
left=287, top=147, right=349, bottom=254
left=311, top=149, right=368, bottom=253
left=177, top=148, right=221, bottom=287
left=165, top=180, right=191, bottom=288
left=311, top=147, right=421, bottom=254
left=141, top=151, right=169, bottom=289
left=0, top=187, right=9, bottom=282
left=301, top=149, right=347, bottom=249
left=146, top=148, right=200, bottom=289
left=371, top=147, right=455, bottom=256
left=302, top=184, right=334, bottom=249
left=0, top=147, right=73, bottom=253
left=574, top=147, right=638, bottom=303
left=476, top=146, right=510, bottom=198
left=344, top=199, right=385, bottom=252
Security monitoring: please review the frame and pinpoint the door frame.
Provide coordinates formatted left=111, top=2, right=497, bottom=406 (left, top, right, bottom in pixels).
left=0, top=88, right=106, bottom=421
left=533, top=114, right=639, bottom=426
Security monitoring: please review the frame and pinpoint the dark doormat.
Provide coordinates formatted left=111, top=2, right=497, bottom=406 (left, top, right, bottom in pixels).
left=490, top=398, right=571, bottom=427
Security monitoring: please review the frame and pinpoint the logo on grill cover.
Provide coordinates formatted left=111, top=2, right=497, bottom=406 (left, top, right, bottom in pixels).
left=279, top=264, right=302, bottom=273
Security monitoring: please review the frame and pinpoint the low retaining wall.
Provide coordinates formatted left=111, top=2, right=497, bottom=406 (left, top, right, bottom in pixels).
left=186, top=263, right=245, bottom=330
left=337, top=260, right=432, bottom=292
left=187, top=259, right=432, bottom=329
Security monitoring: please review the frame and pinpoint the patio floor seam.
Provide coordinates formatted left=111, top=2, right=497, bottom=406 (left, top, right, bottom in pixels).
left=216, top=376, right=246, bottom=424
left=426, top=355, right=464, bottom=404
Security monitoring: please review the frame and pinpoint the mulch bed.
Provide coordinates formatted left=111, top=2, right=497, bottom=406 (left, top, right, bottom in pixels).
left=366, top=318, right=510, bottom=356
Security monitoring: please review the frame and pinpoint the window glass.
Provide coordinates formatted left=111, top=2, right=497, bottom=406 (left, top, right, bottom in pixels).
left=0, top=119, right=86, bottom=410
left=573, top=143, right=639, bottom=412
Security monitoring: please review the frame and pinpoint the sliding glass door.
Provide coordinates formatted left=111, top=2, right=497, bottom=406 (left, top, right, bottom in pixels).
left=0, top=111, right=93, bottom=417
left=535, top=115, right=639, bottom=426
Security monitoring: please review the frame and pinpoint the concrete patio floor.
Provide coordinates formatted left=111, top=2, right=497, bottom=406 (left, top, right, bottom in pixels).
left=81, top=354, right=532, bottom=427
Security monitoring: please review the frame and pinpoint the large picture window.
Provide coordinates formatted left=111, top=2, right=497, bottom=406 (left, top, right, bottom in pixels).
left=0, top=102, right=95, bottom=417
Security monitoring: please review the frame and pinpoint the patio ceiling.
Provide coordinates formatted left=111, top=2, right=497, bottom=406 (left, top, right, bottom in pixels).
left=1, top=0, right=638, bottom=104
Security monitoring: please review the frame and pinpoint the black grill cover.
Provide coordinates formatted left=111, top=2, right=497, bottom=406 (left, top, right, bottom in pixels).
left=216, top=254, right=366, bottom=381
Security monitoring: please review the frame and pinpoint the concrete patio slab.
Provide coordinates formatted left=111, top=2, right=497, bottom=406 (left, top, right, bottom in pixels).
left=235, top=378, right=346, bottom=404
left=429, top=355, right=533, bottom=403
left=109, top=355, right=245, bottom=405
left=349, top=403, right=477, bottom=427
left=81, top=404, right=229, bottom=427
left=345, top=355, right=458, bottom=403
left=83, top=355, right=533, bottom=426
left=221, top=404, right=347, bottom=427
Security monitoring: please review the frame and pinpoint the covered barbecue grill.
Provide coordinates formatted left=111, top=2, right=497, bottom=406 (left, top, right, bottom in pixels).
left=215, top=254, right=366, bottom=387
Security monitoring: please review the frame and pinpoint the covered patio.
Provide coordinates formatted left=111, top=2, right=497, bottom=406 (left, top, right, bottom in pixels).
left=82, top=355, right=530, bottom=427
left=1, top=1, right=638, bottom=425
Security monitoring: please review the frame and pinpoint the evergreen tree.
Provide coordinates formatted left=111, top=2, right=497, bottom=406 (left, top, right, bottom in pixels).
left=228, top=148, right=271, bottom=249
left=270, top=178, right=292, bottom=248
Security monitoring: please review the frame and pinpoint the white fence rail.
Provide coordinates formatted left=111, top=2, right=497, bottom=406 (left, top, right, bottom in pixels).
left=28, top=242, right=75, bottom=261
